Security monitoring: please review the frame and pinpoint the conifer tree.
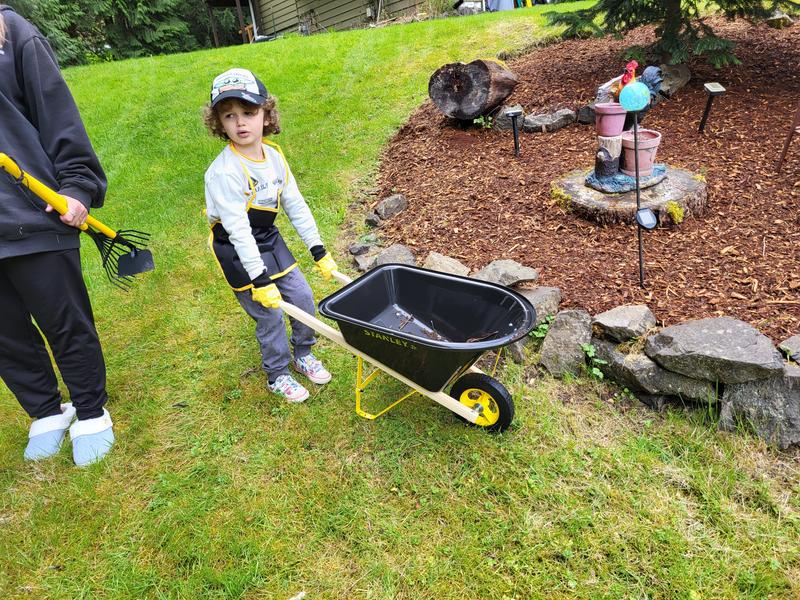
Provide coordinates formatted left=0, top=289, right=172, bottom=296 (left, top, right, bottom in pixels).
left=546, top=0, right=799, bottom=67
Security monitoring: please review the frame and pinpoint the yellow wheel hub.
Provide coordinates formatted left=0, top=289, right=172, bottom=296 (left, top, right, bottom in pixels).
left=457, top=388, right=500, bottom=427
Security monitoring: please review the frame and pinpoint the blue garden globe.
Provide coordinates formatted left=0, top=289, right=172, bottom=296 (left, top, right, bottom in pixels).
left=619, top=81, right=650, bottom=112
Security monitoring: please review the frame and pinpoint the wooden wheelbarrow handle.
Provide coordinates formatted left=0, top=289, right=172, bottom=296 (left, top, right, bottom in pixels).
left=0, top=153, right=118, bottom=239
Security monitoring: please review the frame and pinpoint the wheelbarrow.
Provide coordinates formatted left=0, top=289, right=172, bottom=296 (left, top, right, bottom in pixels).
left=283, top=263, right=536, bottom=432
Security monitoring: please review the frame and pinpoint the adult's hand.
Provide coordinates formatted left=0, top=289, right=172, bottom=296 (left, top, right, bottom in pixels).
left=45, top=195, right=88, bottom=228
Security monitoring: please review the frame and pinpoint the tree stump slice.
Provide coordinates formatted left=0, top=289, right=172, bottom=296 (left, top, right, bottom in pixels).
left=428, top=60, right=519, bottom=120
left=553, top=166, right=708, bottom=226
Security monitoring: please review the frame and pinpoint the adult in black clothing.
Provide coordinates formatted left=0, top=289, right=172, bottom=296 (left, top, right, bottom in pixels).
left=0, top=6, right=114, bottom=466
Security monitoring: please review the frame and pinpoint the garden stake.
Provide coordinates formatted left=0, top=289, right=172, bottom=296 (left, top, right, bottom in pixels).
left=698, top=82, right=726, bottom=134
left=506, top=107, right=523, bottom=157
left=634, top=113, right=644, bottom=287
left=0, top=153, right=154, bottom=290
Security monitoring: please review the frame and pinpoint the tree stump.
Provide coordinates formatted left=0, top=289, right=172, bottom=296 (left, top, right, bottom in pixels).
left=428, top=60, right=519, bottom=120
left=595, top=134, right=622, bottom=177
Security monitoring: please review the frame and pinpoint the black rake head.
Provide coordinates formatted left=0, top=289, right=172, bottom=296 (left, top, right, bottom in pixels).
left=87, top=229, right=155, bottom=291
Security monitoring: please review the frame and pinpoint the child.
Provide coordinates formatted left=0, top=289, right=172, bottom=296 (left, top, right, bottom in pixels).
left=203, top=68, right=338, bottom=403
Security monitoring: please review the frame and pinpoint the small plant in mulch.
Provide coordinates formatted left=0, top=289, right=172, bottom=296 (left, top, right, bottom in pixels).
left=473, top=115, right=493, bottom=129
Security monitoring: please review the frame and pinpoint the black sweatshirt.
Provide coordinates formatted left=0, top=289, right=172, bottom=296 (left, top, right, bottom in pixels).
left=0, top=6, right=106, bottom=259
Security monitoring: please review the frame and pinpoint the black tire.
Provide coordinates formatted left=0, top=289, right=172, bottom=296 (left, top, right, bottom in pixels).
left=449, top=373, right=514, bottom=433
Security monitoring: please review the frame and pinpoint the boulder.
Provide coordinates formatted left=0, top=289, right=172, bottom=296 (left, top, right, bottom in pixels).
left=644, top=317, right=784, bottom=384
left=471, top=259, right=538, bottom=286
left=365, top=213, right=381, bottom=228
left=374, top=243, right=415, bottom=267
left=522, top=108, right=576, bottom=133
left=506, top=338, right=527, bottom=364
left=348, top=242, right=375, bottom=256
left=767, top=10, right=794, bottom=28
left=492, top=104, right=523, bottom=131
left=593, top=305, right=657, bottom=342
left=540, top=309, right=592, bottom=378
left=593, top=338, right=716, bottom=402
left=422, top=252, right=470, bottom=277
left=779, top=335, right=800, bottom=362
left=518, top=286, right=561, bottom=326
left=719, top=364, right=800, bottom=449
left=375, top=194, right=407, bottom=220
left=353, top=252, right=379, bottom=272
left=577, top=104, right=595, bottom=125
left=659, top=64, right=691, bottom=98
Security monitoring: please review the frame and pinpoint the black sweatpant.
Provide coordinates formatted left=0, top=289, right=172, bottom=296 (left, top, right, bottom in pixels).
left=0, top=249, right=107, bottom=420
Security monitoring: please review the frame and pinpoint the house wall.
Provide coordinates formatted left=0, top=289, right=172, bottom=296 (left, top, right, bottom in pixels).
left=255, top=0, right=426, bottom=36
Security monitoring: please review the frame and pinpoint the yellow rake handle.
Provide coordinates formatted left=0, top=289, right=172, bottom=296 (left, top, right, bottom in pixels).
left=0, top=153, right=118, bottom=239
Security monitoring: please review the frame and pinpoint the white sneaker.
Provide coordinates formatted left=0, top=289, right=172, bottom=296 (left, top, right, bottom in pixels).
left=293, top=354, right=332, bottom=385
left=269, top=374, right=310, bottom=403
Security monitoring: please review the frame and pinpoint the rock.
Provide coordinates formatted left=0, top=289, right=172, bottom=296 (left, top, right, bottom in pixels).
left=644, top=317, right=785, bottom=384
left=522, top=108, right=576, bottom=133
left=422, top=252, right=470, bottom=276
left=471, top=259, right=538, bottom=286
left=593, top=338, right=716, bottom=402
left=517, top=286, right=561, bottom=326
left=493, top=104, right=523, bottom=131
left=779, top=335, right=800, bottom=362
left=375, top=194, right=407, bottom=220
left=348, top=242, right=374, bottom=256
left=540, top=309, right=592, bottom=378
left=577, top=104, right=595, bottom=125
left=507, top=339, right=527, bottom=364
left=637, top=394, right=672, bottom=412
left=353, top=252, right=378, bottom=272
left=593, top=305, right=657, bottom=342
left=365, top=213, right=381, bottom=227
left=457, top=1, right=482, bottom=16
left=767, top=10, right=794, bottom=28
left=659, top=64, right=691, bottom=98
left=374, top=243, right=415, bottom=266
left=719, top=364, right=800, bottom=449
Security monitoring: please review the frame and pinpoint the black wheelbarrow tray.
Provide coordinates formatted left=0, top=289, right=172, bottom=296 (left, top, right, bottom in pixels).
left=280, top=264, right=536, bottom=432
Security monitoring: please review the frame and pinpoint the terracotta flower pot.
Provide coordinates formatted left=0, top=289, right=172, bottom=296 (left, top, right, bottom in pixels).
left=594, top=102, right=627, bottom=137
left=620, top=129, right=662, bottom=177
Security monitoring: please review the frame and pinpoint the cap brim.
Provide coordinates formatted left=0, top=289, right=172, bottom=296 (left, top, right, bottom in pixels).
left=211, top=89, right=268, bottom=108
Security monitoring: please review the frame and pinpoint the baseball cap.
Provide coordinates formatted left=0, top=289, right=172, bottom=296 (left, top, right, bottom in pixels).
left=210, top=68, right=269, bottom=108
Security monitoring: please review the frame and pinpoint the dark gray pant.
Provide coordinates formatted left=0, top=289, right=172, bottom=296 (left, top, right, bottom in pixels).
left=0, top=249, right=107, bottom=420
left=235, top=267, right=317, bottom=382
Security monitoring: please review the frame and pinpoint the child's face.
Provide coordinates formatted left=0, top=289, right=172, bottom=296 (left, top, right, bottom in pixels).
left=217, top=100, right=265, bottom=147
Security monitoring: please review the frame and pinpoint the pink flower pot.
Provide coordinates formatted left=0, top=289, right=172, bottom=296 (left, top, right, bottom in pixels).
left=620, top=129, right=662, bottom=177
left=594, top=102, right=627, bottom=136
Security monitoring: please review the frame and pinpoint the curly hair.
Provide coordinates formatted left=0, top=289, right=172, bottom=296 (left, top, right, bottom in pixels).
left=203, top=96, right=281, bottom=141
left=0, top=12, right=6, bottom=47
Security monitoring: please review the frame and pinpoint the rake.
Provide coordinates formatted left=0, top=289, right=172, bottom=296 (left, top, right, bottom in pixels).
left=0, top=153, right=154, bottom=290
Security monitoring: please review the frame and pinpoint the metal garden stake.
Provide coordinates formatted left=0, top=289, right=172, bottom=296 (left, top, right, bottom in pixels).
left=698, top=82, right=726, bottom=134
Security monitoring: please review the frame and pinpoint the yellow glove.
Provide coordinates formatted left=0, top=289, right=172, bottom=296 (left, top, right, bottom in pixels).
left=251, top=283, right=282, bottom=309
left=314, top=252, right=338, bottom=280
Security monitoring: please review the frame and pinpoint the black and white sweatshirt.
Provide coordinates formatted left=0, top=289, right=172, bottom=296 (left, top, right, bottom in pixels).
left=0, top=6, right=106, bottom=259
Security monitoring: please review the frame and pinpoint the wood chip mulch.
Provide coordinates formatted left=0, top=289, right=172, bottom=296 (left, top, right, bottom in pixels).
left=376, top=17, right=800, bottom=342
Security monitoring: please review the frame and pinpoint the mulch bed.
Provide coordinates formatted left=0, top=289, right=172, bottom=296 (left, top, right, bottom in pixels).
left=376, top=17, right=800, bottom=342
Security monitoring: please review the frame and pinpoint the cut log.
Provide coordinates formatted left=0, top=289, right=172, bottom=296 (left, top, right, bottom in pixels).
left=428, top=60, right=519, bottom=120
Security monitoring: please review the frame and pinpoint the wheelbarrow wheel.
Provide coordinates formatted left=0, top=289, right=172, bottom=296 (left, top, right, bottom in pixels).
left=449, top=373, right=514, bottom=432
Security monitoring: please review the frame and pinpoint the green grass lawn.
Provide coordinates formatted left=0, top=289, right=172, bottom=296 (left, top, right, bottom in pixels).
left=1, top=3, right=799, bottom=598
